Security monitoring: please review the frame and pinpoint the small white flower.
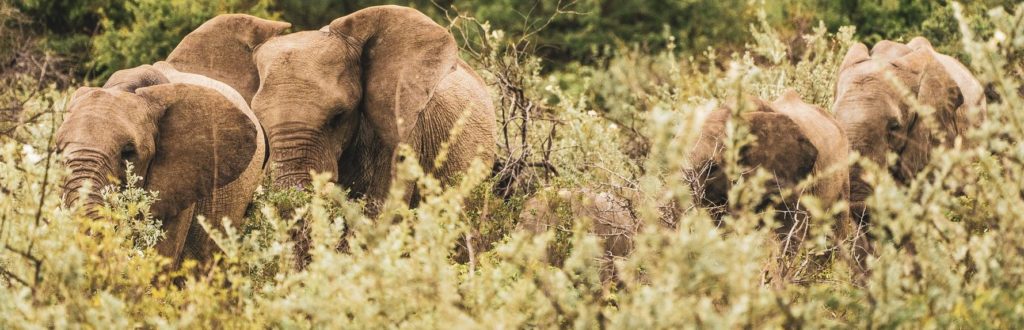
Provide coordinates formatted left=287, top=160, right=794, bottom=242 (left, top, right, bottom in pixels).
left=609, top=123, right=619, bottom=130
left=587, top=110, right=598, bottom=117
left=994, top=30, right=1007, bottom=43
left=22, top=145, right=43, bottom=163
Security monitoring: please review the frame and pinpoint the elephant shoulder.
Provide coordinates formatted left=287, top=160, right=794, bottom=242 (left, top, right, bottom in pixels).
left=422, top=61, right=496, bottom=137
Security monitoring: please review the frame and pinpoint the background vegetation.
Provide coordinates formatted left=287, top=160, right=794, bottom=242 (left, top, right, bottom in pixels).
left=2, top=0, right=1024, bottom=327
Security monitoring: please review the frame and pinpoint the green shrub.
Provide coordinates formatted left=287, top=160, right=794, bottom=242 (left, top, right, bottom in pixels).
left=1, top=1, right=1024, bottom=328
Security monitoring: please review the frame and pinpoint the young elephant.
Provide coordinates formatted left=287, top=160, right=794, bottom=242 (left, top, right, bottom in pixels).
left=687, top=91, right=854, bottom=255
left=833, top=37, right=986, bottom=224
left=517, top=188, right=639, bottom=280
left=58, top=68, right=267, bottom=269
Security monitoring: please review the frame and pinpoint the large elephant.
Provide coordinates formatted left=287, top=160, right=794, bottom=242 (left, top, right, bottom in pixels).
left=687, top=91, right=855, bottom=256
left=56, top=14, right=285, bottom=268
left=177, top=6, right=497, bottom=211
left=833, top=37, right=986, bottom=224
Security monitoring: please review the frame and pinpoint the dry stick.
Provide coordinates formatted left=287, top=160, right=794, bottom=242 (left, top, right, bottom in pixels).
left=0, top=264, right=30, bottom=287
left=33, top=104, right=55, bottom=227
left=6, top=245, right=42, bottom=290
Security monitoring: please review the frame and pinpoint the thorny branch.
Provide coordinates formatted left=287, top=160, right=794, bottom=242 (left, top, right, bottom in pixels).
left=434, top=0, right=579, bottom=198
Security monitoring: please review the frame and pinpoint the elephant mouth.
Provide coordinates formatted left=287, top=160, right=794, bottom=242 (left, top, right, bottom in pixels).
left=273, top=170, right=314, bottom=189
left=266, top=123, right=338, bottom=190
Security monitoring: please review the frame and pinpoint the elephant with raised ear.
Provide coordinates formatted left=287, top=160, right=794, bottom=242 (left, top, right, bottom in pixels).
left=58, top=40, right=271, bottom=269
left=184, top=6, right=496, bottom=211
left=164, top=14, right=291, bottom=104
left=687, top=91, right=860, bottom=263
left=833, top=37, right=986, bottom=224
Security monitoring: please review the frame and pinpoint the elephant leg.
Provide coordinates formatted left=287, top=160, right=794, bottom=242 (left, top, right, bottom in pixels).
left=154, top=205, right=196, bottom=269
left=180, top=217, right=217, bottom=272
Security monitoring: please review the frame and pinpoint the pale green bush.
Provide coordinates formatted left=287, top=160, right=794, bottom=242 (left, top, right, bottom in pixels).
left=0, top=2, right=1023, bottom=328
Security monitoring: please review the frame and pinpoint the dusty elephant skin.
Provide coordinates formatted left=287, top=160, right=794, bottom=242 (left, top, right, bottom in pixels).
left=833, top=37, right=986, bottom=226
left=58, top=65, right=267, bottom=270
left=232, top=6, right=498, bottom=210
left=687, top=91, right=857, bottom=260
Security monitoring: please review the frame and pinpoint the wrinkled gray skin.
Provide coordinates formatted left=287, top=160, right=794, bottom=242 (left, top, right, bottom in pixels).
left=833, top=37, right=986, bottom=224
left=56, top=15, right=280, bottom=268
left=245, top=6, right=497, bottom=211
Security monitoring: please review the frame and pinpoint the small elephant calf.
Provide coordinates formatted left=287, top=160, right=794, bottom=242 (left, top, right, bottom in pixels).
left=517, top=188, right=639, bottom=280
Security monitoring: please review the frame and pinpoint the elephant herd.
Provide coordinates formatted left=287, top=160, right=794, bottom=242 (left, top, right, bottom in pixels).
left=56, top=6, right=986, bottom=274
left=58, top=6, right=495, bottom=268
left=520, top=38, right=986, bottom=271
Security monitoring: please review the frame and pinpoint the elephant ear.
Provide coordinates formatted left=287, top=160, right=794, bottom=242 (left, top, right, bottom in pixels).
left=894, top=48, right=966, bottom=142
left=328, top=5, right=459, bottom=147
left=135, top=83, right=258, bottom=219
left=166, top=14, right=291, bottom=104
left=742, top=111, right=818, bottom=191
left=103, top=65, right=170, bottom=93
left=870, top=40, right=912, bottom=61
left=839, top=43, right=870, bottom=73
left=890, top=49, right=965, bottom=182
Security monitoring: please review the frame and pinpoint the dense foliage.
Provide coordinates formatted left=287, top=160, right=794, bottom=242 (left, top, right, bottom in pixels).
left=2, top=0, right=1024, bottom=327
left=10, top=0, right=1021, bottom=79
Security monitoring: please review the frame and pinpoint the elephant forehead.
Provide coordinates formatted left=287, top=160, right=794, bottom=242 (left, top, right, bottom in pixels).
left=68, top=89, right=153, bottom=121
left=256, top=31, right=348, bottom=64
left=58, top=111, right=141, bottom=149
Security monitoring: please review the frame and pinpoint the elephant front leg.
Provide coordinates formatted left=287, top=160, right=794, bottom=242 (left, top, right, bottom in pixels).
left=153, top=204, right=196, bottom=269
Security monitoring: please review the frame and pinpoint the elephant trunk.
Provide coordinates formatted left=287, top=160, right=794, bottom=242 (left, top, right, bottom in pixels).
left=848, top=164, right=872, bottom=225
left=844, top=125, right=887, bottom=228
left=267, top=124, right=338, bottom=189
left=62, top=149, right=115, bottom=218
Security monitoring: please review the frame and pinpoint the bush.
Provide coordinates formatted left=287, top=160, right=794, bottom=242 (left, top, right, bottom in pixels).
left=2, top=1, right=1024, bottom=328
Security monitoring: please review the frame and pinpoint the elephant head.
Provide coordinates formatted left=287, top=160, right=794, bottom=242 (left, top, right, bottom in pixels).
left=833, top=38, right=975, bottom=222
left=57, top=81, right=258, bottom=223
left=248, top=5, right=458, bottom=202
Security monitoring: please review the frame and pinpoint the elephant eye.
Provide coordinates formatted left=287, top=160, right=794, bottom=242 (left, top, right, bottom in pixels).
left=887, top=119, right=902, bottom=131
left=120, top=143, right=137, bottom=160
